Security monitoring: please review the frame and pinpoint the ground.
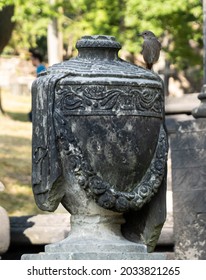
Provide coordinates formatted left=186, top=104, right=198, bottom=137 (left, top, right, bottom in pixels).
left=0, top=90, right=44, bottom=216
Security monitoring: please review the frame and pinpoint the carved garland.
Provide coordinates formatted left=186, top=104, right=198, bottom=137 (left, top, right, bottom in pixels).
left=54, top=109, right=168, bottom=213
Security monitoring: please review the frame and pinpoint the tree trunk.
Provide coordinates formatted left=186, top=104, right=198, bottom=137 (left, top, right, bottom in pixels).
left=0, top=89, right=5, bottom=114
left=0, top=5, right=15, bottom=54
left=47, top=0, right=63, bottom=66
left=164, top=60, right=171, bottom=96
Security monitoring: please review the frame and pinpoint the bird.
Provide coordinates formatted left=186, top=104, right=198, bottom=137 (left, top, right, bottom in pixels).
left=138, top=30, right=161, bottom=70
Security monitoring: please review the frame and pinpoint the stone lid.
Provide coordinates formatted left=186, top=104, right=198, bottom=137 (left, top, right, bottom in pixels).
left=76, top=35, right=122, bottom=49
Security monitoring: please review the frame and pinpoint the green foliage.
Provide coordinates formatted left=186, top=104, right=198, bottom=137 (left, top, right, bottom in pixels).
left=0, top=0, right=14, bottom=9
left=0, top=0, right=204, bottom=71
left=63, top=0, right=203, bottom=71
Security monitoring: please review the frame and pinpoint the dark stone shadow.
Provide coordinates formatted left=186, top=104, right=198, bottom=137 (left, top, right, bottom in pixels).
left=1, top=216, right=44, bottom=260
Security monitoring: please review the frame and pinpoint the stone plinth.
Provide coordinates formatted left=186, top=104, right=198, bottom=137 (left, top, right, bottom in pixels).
left=22, top=252, right=166, bottom=260
left=22, top=212, right=166, bottom=260
left=170, top=118, right=206, bottom=259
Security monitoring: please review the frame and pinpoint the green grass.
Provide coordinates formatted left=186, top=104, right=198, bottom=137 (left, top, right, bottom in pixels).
left=0, top=91, right=44, bottom=216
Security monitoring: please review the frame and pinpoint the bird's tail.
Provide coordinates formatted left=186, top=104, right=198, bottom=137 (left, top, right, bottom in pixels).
left=146, top=63, right=153, bottom=70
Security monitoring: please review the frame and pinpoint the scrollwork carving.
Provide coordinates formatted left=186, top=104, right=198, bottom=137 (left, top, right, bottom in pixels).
left=55, top=85, right=163, bottom=118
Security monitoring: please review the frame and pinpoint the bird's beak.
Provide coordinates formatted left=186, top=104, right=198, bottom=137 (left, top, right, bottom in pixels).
left=138, top=33, right=142, bottom=37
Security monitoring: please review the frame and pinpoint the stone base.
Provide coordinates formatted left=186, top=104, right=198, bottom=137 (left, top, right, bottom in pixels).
left=21, top=213, right=166, bottom=260
left=22, top=239, right=166, bottom=260
left=22, top=251, right=166, bottom=260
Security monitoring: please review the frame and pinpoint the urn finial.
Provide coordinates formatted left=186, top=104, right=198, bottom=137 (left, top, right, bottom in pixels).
left=76, top=35, right=122, bottom=49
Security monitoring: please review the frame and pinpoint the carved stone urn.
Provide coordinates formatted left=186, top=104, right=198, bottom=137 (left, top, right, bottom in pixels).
left=28, top=35, right=168, bottom=260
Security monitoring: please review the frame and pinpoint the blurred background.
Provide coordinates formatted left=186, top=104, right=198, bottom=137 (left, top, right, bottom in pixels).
left=0, top=0, right=203, bottom=95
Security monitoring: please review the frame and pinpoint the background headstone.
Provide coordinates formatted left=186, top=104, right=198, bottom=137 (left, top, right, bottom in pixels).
left=170, top=119, right=206, bottom=259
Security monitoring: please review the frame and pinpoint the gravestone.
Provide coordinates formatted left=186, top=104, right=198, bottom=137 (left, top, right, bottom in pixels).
left=22, top=35, right=168, bottom=260
left=170, top=119, right=206, bottom=259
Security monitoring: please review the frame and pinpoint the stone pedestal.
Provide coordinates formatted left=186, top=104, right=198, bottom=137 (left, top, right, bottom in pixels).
left=0, top=206, right=10, bottom=258
left=22, top=211, right=166, bottom=260
left=170, top=119, right=206, bottom=259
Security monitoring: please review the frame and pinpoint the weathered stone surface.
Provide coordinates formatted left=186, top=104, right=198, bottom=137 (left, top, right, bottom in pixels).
left=173, top=190, right=206, bottom=214
left=170, top=118, right=206, bottom=259
left=171, top=149, right=206, bottom=168
left=173, top=213, right=206, bottom=260
left=24, top=35, right=168, bottom=260
left=22, top=252, right=166, bottom=260
left=172, top=167, right=206, bottom=192
left=0, top=206, right=10, bottom=255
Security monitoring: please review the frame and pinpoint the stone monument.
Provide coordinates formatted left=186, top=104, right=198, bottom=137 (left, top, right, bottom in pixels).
left=22, top=35, right=168, bottom=260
